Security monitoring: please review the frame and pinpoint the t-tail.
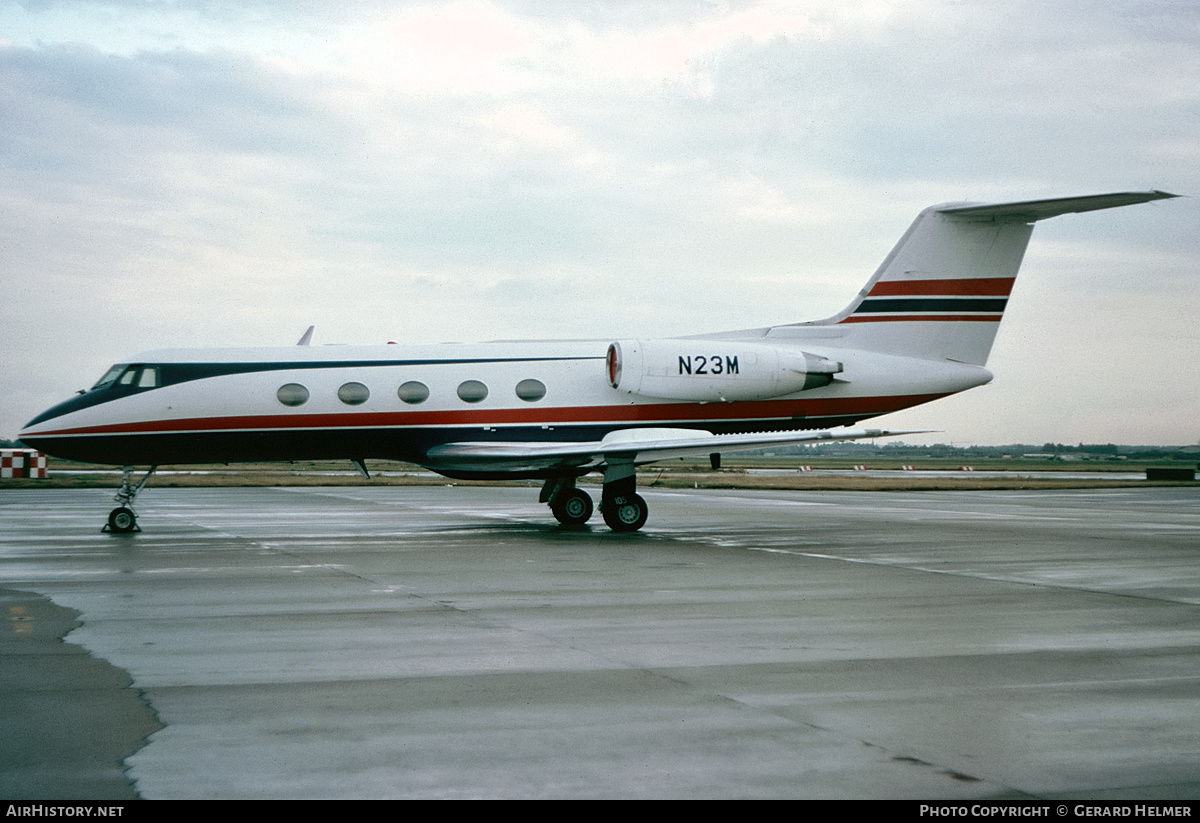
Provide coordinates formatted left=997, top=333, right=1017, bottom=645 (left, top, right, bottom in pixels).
left=783, top=191, right=1178, bottom=366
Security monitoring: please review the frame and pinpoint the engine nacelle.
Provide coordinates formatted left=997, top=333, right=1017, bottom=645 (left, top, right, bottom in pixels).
left=605, top=339, right=842, bottom=402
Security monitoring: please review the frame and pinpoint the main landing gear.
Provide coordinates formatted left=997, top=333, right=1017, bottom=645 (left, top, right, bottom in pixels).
left=540, top=459, right=649, bottom=533
left=541, top=477, right=594, bottom=526
left=103, top=466, right=157, bottom=534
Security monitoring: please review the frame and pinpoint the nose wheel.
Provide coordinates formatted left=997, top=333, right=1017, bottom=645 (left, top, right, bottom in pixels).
left=102, top=466, right=157, bottom=533
left=106, top=506, right=139, bottom=534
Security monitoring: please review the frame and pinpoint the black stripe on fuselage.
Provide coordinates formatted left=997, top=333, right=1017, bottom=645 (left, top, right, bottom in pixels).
left=25, top=355, right=604, bottom=427
left=853, top=298, right=1008, bottom=313
left=154, top=356, right=603, bottom=388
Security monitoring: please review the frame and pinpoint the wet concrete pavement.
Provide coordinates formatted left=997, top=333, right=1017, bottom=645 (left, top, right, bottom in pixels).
left=0, top=587, right=161, bottom=799
left=1, top=484, right=1198, bottom=798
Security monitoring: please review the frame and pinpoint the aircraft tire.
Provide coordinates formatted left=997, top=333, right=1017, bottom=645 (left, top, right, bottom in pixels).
left=107, top=507, right=137, bottom=533
left=552, top=489, right=593, bottom=526
left=602, top=493, right=648, bottom=532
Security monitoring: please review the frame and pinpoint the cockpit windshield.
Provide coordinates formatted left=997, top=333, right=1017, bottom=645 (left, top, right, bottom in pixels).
left=91, top=365, right=128, bottom=390
left=90, top=364, right=160, bottom=390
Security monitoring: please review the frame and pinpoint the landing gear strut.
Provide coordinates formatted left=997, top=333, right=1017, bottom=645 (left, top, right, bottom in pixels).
left=103, top=466, right=157, bottom=533
left=599, top=458, right=648, bottom=533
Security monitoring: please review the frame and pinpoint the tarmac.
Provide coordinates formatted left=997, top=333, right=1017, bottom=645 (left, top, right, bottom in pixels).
left=1, top=484, right=1199, bottom=799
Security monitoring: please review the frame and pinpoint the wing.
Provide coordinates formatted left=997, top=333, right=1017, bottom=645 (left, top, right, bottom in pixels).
left=421, top=426, right=923, bottom=476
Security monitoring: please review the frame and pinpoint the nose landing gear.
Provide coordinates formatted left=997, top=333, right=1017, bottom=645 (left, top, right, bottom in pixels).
left=103, top=466, right=157, bottom=534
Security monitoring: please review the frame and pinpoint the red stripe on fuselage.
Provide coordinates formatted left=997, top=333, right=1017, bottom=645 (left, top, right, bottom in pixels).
left=867, top=277, right=1015, bottom=297
left=28, top=394, right=953, bottom=438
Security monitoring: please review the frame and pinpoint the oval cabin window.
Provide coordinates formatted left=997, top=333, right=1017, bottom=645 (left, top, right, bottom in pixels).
left=337, top=382, right=370, bottom=405
left=277, top=383, right=310, bottom=407
left=457, top=380, right=488, bottom=403
left=398, top=381, right=430, bottom=404
left=515, top=379, right=546, bottom=402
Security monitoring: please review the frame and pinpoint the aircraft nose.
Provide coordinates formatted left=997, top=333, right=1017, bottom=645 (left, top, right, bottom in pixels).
left=18, top=413, right=55, bottom=445
left=23, top=392, right=98, bottom=431
left=18, top=394, right=92, bottom=459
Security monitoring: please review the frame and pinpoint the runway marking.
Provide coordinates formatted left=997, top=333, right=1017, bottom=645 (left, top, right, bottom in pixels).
left=746, top=547, right=887, bottom=565
left=650, top=490, right=1084, bottom=521
left=136, top=564, right=348, bottom=575
left=1133, top=524, right=1200, bottom=531
left=737, top=546, right=1200, bottom=606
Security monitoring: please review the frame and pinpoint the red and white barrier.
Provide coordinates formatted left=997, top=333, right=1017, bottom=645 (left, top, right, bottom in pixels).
left=1, top=449, right=48, bottom=479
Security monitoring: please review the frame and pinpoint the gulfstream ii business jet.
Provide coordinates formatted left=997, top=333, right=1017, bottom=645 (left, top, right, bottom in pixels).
left=20, top=191, right=1177, bottom=533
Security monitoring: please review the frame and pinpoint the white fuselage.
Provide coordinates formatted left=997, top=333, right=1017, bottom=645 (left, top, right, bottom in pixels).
left=19, top=335, right=991, bottom=475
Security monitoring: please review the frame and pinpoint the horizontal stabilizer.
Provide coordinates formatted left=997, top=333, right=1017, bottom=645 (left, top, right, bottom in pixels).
left=938, top=191, right=1178, bottom=222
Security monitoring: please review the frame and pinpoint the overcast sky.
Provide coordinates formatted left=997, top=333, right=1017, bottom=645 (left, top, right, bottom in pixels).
left=2, top=0, right=1197, bottom=446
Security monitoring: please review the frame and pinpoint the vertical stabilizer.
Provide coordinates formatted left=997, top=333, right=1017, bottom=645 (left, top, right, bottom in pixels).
left=784, top=191, right=1177, bottom=366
